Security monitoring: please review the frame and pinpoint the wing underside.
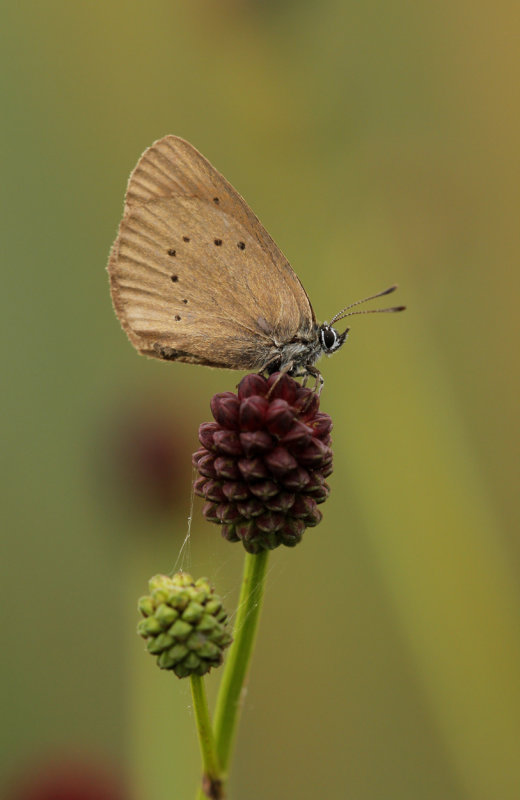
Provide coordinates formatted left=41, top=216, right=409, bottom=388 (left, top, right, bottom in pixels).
left=108, top=136, right=315, bottom=368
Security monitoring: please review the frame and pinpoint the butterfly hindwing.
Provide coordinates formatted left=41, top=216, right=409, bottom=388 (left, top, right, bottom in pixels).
left=109, top=136, right=316, bottom=368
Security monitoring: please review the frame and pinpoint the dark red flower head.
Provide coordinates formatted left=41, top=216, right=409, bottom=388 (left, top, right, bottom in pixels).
left=193, top=373, right=333, bottom=553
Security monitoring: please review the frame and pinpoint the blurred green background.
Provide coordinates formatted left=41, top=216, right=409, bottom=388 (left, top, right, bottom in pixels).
left=2, top=1, right=520, bottom=798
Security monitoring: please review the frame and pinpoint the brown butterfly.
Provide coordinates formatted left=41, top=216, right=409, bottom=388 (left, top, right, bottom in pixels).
left=108, top=136, right=404, bottom=388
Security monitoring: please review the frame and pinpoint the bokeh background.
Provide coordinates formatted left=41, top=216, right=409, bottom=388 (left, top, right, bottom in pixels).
left=2, top=2, right=520, bottom=799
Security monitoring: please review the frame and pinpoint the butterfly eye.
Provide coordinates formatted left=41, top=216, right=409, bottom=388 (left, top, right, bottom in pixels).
left=320, top=326, right=337, bottom=351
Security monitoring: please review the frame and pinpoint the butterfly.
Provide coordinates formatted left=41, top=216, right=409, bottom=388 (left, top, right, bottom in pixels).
left=108, top=136, right=404, bottom=388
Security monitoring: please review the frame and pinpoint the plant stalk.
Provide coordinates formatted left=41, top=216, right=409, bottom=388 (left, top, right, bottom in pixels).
left=190, top=674, right=221, bottom=799
left=213, top=550, right=270, bottom=778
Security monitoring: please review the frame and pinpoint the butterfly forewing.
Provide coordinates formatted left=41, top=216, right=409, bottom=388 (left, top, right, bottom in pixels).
left=109, top=136, right=315, bottom=369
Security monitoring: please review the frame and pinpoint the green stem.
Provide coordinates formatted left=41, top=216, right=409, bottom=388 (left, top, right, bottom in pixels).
left=213, top=550, right=270, bottom=778
left=190, top=674, right=221, bottom=799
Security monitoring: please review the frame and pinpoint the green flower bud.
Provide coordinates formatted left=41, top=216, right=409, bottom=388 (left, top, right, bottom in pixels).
left=182, top=602, right=204, bottom=624
left=137, top=572, right=232, bottom=678
left=155, top=603, right=178, bottom=627
left=137, top=596, right=155, bottom=617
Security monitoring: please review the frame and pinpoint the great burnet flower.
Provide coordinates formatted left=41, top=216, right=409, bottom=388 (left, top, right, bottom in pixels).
left=193, top=373, right=333, bottom=553
left=137, top=573, right=232, bottom=678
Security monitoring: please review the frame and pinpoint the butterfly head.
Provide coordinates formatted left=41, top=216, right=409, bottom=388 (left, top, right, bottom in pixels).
left=318, top=323, right=349, bottom=356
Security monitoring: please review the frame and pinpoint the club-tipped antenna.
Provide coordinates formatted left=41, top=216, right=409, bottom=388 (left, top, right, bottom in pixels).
left=329, top=285, right=405, bottom=325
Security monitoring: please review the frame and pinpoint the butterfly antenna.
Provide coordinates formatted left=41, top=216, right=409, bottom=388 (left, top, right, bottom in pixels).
left=329, top=285, right=405, bottom=325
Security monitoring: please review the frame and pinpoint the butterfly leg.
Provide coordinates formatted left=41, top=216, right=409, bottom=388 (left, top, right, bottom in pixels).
left=304, top=365, right=324, bottom=395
